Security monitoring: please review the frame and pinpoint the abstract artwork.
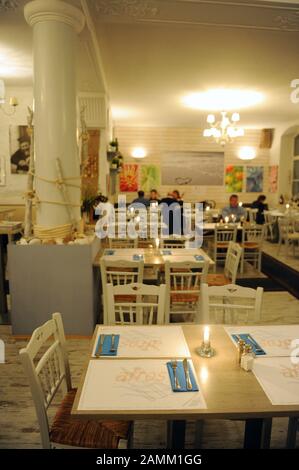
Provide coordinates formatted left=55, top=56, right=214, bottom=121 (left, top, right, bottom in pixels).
left=119, top=164, right=138, bottom=192
left=225, top=165, right=244, bottom=193
left=246, top=166, right=264, bottom=193
left=269, top=165, right=278, bottom=193
left=140, top=165, right=160, bottom=192
left=161, top=151, right=224, bottom=186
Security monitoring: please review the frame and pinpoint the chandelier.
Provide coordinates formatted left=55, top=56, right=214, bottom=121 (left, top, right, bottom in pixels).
left=0, top=79, right=18, bottom=116
left=203, top=111, right=244, bottom=146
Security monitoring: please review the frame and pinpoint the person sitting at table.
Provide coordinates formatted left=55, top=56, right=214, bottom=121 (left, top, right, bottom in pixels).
left=160, top=190, right=184, bottom=235
left=251, top=194, right=268, bottom=224
left=132, top=190, right=150, bottom=208
left=221, top=194, right=246, bottom=222
left=149, top=189, right=161, bottom=205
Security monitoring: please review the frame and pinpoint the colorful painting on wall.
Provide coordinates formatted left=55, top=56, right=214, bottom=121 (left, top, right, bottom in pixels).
left=119, top=164, right=139, bottom=192
left=225, top=165, right=244, bottom=193
left=269, top=165, right=278, bottom=193
left=140, top=165, right=160, bottom=192
left=246, top=166, right=264, bottom=192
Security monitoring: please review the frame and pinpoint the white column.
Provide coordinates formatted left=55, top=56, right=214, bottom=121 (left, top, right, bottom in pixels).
left=24, top=0, right=85, bottom=228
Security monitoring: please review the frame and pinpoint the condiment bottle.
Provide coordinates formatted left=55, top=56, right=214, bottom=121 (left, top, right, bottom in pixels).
left=237, top=339, right=246, bottom=365
left=241, top=344, right=254, bottom=372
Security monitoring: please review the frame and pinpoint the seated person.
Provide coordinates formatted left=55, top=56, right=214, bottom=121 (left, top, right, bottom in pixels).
left=149, top=189, right=161, bottom=204
left=221, top=194, right=246, bottom=222
left=252, top=194, right=268, bottom=224
left=132, top=190, right=150, bottom=208
left=160, top=190, right=183, bottom=235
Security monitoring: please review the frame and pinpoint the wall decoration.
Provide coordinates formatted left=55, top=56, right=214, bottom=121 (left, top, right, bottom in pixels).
left=0, top=156, right=5, bottom=186
left=246, top=166, right=264, bottom=192
left=225, top=165, right=244, bottom=193
left=269, top=165, right=278, bottom=193
left=161, top=151, right=224, bottom=186
left=140, top=164, right=160, bottom=192
left=9, top=125, right=31, bottom=175
left=119, top=164, right=139, bottom=192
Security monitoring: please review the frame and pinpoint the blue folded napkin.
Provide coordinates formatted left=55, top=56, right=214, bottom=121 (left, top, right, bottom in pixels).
left=162, top=249, right=172, bottom=255
left=105, top=249, right=115, bottom=255
left=132, top=254, right=144, bottom=261
left=94, top=334, right=120, bottom=356
left=231, top=333, right=266, bottom=356
left=166, top=361, right=199, bottom=392
left=194, top=255, right=204, bottom=261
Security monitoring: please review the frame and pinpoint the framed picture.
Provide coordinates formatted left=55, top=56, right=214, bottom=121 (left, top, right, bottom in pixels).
left=225, top=165, right=244, bottom=193
left=9, top=125, right=31, bottom=175
left=246, top=166, right=264, bottom=193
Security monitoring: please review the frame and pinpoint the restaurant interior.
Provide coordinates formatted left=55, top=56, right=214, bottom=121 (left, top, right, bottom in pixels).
left=1, top=0, right=299, bottom=451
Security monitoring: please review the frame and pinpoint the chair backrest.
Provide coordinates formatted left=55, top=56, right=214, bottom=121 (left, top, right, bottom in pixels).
left=215, top=224, right=237, bottom=243
left=19, top=313, right=71, bottom=449
left=108, top=238, right=137, bottom=249
left=107, top=282, right=166, bottom=325
left=164, top=259, right=209, bottom=323
left=224, top=242, right=242, bottom=283
left=242, top=225, right=264, bottom=245
left=161, top=239, right=186, bottom=249
left=278, top=217, right=297, bottom=238
left=201, top=283, right=263, bottom=324
left=247, top=208, right=258, bottom=224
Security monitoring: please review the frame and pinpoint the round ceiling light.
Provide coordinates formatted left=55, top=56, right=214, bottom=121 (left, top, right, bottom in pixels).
left=238, top=146, right=256, bottom=160
left=182, top=89, right=263, bottom=111
left=132, top=147, right=147, bottom=159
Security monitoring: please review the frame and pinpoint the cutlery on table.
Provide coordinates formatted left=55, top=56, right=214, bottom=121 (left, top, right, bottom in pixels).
left=110, top=334, right=116, bottom=353
left=183, top=358, right=193, bottom=390
left=247, top=334, right=264, bottom=354
left=171, top=360, right=181, bottom=390
left=95, top=334, right=105, bottom=357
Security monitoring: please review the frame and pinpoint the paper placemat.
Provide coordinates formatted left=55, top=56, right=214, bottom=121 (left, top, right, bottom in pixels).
left=253, top=357, right=299, bottom=405
left=92, top=325, right=191, bottom=358
left=78, top=359, right=206, bottom=411
left=225, top=325, right=299, bottom=357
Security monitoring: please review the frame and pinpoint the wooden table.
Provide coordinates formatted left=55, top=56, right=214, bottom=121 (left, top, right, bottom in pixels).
left=94, top=247, right=215, bottom=268
left=72, top=325, right=299, bottom=449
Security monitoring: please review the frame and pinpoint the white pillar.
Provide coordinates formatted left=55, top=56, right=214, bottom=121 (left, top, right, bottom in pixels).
left=24, top=0, right=85, bottom=228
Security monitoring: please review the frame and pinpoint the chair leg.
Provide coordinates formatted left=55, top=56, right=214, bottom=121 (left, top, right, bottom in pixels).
left=286, top=417, right=298, bottom=448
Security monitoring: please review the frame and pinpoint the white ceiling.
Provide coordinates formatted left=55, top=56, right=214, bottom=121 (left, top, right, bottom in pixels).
left=1, top=0, right=299, bottom=128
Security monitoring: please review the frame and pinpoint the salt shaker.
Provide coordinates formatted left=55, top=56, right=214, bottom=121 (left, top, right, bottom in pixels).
left=237, top=339, right=246, bottom=365
left=241, top=344, right=255, bottom=372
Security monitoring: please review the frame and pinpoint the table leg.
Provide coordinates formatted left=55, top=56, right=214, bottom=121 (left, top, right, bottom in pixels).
left=0, top=236, right=8, bottom=315
left=286, top=417, right=298, bottom=449
left=167, top=420, right=186, bottom=449
left=244, top=418, right=271, bottom=449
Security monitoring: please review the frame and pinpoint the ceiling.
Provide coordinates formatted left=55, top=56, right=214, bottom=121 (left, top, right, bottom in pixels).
left=1, top=0, right=299, bottom=128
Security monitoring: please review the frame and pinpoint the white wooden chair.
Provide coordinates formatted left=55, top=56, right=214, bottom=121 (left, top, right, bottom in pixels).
left=108, top=238, right=138, bottom=249
left=240, top=224, right=264, bottom=273
left=264, top=211, right=276, bottom=241
left=210, top=224, right=237, bottom=273
left=161, top=238, right=186, bottom=249
left=100, top=259, right=144, bottom=324
left=207, top=241, right=242, bottom=286
left=19, top=312, right=132, bottom=448
left=277, top=217, right=299, bottom=256
left=107, top=282, right=166, bottom=325
left=200, top=283, right=263, bottom=324
left=164, top=259, right=209, bottom=323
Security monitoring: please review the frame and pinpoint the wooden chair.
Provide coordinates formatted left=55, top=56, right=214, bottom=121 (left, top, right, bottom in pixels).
left=164, top=259, right=209, bottom=323
left=210, top=224, right=237, bottom=273
left=277, top=217, right=299, bottom=256
left=207, top=241, right=242, bottom=286
left=200, top=283, right=263, bottom=324
left=108, top=238, right=137, bottom=249
left=161, top=238, right=186, bottom=249
left=107, top=282, right=166, bottom=325
left=100, top=259, right=144, bottom=324
left=240, top=224, right=264, bottom=273
left=19, top=312, right=132, bottom=448
left=263, top=211, right=276, bottom=241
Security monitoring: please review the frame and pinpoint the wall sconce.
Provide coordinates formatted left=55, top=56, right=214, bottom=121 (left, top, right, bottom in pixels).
left=0, top=79, right=18, bottom=116
left=238, top=146, right=256, bottom=160
left=132, top=147, right=147, bottom=159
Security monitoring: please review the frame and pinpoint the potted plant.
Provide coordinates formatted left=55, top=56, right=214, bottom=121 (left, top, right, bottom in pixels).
left=81, top=185, right=108, bottom=223
left=109, top=138, right=119, bottom=152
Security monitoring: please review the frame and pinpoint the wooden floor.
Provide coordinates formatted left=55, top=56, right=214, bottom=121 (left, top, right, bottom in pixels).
left=263, top=240, right=299, bottom=273
left=0, top=289, right=298, bottom=449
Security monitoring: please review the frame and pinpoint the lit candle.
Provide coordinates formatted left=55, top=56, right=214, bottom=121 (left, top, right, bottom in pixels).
left=238, top=202, right=243, bottom=207
left=286, top=203, right=290, bottom=210
left=203, top=326, right=210, bottom=347
left=130, top=207, right=134, bottom=214
left=206, top=206, right=210, bottom=211
left=231, top=214, right=236, bottom=223
left=224, top=216, right=229, bottom=224
left=155, top=238, right=160, bottom=249
left=135, top=216, right=140, bottom=223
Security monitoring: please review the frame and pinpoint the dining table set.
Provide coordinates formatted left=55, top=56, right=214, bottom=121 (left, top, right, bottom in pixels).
left=72, top=323, right=299, bottom=449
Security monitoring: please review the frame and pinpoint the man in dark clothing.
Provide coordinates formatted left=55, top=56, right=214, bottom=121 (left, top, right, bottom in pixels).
left=252, top=194, right=268, bottom=224
left=10, top=136, right=30, bottom=174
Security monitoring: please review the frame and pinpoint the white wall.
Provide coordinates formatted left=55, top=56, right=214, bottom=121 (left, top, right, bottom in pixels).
left=0, top=86, right=33, bottom=204
left=115, top=126, right=271, bottom=206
